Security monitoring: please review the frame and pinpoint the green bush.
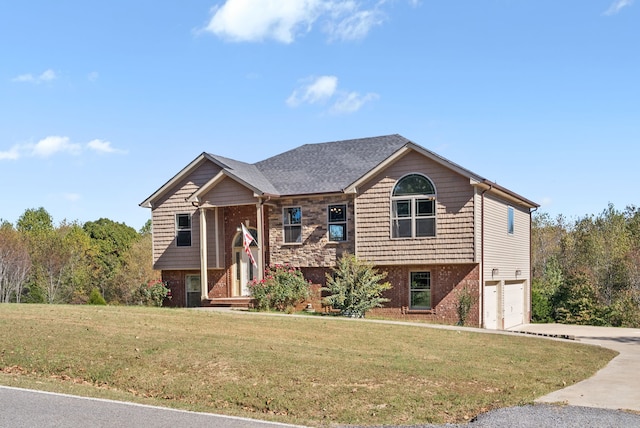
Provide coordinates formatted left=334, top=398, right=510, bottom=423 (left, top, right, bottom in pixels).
left=88, top=287, right=107, bottom=305
left=248, top=264, right=312, bottom=312
left=322, top=253, right=391, bottom=318
left=531, top=279, right=553, bottom=323
left=135, top=279, right=171, bottom=307
left=456, top=286, right=475, bottom=326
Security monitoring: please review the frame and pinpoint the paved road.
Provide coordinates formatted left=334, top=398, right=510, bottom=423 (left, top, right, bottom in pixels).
left=0, top=385, right=304, bottom=428
left=513, top=323, right=640, bottom=411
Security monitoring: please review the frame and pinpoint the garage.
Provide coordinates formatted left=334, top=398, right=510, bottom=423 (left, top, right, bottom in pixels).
left=483, top=283, right=498, bottom=329
left=483, top=281, right=525, bottom=330
left=503, top=281, right=525, bottom=329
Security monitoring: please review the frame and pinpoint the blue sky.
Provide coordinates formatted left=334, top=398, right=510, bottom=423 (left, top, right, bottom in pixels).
left=1, top=0, right=638, bottom=231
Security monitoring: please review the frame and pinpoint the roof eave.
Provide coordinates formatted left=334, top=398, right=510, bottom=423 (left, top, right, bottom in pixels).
left=139, top=152, right=212, bottom=209
left=475, top=180, right=540, bottom=209
left=343, top=146, right=413, bottom=193
left=187, top=170, right=276, bottom=204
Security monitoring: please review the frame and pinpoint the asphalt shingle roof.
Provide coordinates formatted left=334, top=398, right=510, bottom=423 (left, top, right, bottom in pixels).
left=206, top=154, right=280, bottom=195
left=254, top=134, right=410, bottom=195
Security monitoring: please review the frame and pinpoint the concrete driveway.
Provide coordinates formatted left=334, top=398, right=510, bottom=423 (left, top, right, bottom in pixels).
left=512, top=324, right=640, bottom=412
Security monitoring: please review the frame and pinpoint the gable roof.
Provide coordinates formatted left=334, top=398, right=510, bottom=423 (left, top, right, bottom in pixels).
left=255, top=134, right=409, bottom=195
left=140, top=134, right=538, bottom=209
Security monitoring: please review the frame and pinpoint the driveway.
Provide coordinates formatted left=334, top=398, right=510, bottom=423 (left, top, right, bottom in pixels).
left=512, top=323, right=640, bottom=412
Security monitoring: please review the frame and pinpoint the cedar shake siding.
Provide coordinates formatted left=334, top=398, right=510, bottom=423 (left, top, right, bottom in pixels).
left=356, top=150, right=475, bottom=265
left=152, top=161, right=223, bottom=270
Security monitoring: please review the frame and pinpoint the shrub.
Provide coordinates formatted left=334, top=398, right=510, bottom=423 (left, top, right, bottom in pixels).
left=248, top=264, right=312, bottom=312
left=88, top=287, right=107, bottom=305
left=456, top=286, right=475, bottom=326
left=136, top=279, right=171, bottom=307
left=322, top=253, right=391, bottom=318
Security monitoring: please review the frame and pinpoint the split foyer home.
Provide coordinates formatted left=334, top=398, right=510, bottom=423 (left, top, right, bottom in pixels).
left=140, top=134, right=538, bottom=329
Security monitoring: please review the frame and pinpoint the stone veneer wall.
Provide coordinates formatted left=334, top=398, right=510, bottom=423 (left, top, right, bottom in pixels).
left=268, top=195, right=355, bottom=267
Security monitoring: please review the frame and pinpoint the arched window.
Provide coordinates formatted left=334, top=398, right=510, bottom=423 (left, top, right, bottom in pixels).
left=233, top=227, right=258, bottom=248
left=391, top=174, right=436, bottom=238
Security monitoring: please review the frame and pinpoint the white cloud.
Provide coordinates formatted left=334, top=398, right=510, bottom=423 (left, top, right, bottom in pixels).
left=206, top=0, right=323, bottom=43
left=203, top=0, right=386, bottom=43
left=87, top=139, right=127, bottom=154
left=286, top=75, right=378, bottom=114
left=88, top=71, right=99, bottom=82
left=286, top=75, right=338, bottom=107
left=31, top=136, right=82, bottom=157
left=324, top=7, right=384, bottom=42
left=0, top=136, right=126, bottom=161
left=0, top=145, right=21, bottom=160
left=12, top=69, right=57, bottom=84
left=330, top=91, right=379, bottom=114
left=604, top=0, right=634, bottom=15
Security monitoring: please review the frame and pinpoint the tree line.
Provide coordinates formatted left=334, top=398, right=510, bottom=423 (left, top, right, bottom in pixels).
left=532, top=204, right=640, bottom=327
left=3, top=204, right=640, bottom=327
left=0, top=207, right=158, bottom=304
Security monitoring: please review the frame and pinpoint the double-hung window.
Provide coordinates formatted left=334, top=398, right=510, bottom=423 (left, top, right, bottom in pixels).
left=391, top=174, right=436, bottom=238
left=176, top=213, right=192, bottom=247
left=328, top=204, right=347, bottom=242
left=283, top=207, right=302, bottom=243
left=410, top=272, right=431, bottom=309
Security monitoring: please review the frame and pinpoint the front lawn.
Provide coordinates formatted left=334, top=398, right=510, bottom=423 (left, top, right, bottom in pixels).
left=0, top=305, right=616, bottom=426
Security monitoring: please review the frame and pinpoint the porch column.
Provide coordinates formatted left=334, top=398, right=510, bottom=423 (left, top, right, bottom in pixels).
left=199, top=207, right=209, bottom=300
left=215, top=206, right=220, bottom=268
left=257, top=201, right=264, bottom=280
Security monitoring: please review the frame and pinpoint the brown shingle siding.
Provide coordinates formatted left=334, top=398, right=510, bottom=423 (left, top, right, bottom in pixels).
left=356, top=151, right=475, bottom=264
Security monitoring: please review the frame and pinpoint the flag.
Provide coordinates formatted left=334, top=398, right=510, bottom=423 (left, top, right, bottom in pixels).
left=241, top=224, right=258, bottom=267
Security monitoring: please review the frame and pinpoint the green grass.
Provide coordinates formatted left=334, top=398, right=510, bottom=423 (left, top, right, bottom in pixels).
left=0, top=304, right=616, bottom=426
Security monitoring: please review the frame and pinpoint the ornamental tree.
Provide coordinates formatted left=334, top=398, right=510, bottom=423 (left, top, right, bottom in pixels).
left=322, top=253, right=391, bottom=318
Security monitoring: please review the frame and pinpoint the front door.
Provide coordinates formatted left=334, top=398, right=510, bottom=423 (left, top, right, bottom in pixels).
left=232, top=228, right=259, bottom=297
left=233, top=247, right=258, bottom=296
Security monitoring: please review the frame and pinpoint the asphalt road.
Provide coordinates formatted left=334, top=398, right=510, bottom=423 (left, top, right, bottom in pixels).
left=0, top=385, right=304, bottom=428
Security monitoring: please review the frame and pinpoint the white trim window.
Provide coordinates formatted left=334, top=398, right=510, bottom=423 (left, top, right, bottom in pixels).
left=507, top=206, right=515, bottom=235
left=391, top=174, right=436, bottom=238
left=328, top=204, right=347, bottom=242
left=410, top=271, right=431, bottom=309
left=176, top=213, right=192, bottom=247
left=283, top=206, right=302, bottom=243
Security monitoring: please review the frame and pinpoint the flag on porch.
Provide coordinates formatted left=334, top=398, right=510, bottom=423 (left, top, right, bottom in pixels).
left=241, top=223, right=258, bottom=267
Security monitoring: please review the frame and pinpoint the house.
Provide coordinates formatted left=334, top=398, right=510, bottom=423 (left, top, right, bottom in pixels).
left=140, top=134, right=538, bottom=329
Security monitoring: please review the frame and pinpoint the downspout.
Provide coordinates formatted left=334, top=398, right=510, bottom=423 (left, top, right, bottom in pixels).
left=480, top=184, right=493, bottom=328
left=529, top=206, right=539, bottom=324
left=258, top=196, right=271, bottom=280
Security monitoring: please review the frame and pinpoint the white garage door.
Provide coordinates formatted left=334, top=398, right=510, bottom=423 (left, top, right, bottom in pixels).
left=503, top=282, right=524, bottom=329
left=484, top=284, right=498, bottom=330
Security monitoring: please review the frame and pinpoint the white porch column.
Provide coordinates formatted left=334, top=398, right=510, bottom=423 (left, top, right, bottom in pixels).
left=257, top=201, right=264, bottom=280
left=199, top=207, right=209, bottom=300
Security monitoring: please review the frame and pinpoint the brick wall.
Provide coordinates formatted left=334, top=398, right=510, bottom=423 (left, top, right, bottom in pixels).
left=162, top=269, right=226, bottom=307
left=371, top=264, right=480, bottom=326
